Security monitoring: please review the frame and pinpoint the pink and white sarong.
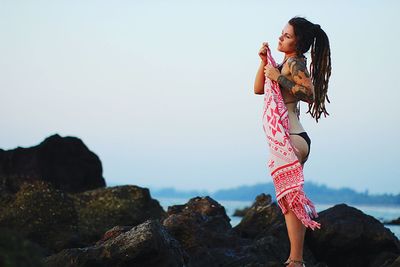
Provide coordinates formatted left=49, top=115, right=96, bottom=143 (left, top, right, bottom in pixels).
left=262, top=48, right=320, bottom=230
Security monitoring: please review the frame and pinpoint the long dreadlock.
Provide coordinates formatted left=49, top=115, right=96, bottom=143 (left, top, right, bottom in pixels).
left=289, top=17, right=332, bottom=122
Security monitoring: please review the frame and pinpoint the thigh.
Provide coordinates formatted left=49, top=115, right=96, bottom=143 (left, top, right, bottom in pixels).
left=289, top=134, right=309, bottom=164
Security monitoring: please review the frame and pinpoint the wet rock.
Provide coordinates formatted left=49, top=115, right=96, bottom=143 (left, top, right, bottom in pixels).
left=71, top=185, right=167, bottom=245
left=0, top=134, right=105, bottom=194
left=44, top=220, right=186, bottom=267
left=306, top=203, right=400, bottom=267
left=0, top=181, right=79, bottom=254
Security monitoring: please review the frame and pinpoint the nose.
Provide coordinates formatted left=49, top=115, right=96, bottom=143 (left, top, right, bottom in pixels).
left=279, top=35, right=284, bottom=42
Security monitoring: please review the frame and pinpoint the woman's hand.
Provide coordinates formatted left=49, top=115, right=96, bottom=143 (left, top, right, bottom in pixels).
left=258, top=42, right=269, bottom=63
left=264, top=64, right=280, bottom=81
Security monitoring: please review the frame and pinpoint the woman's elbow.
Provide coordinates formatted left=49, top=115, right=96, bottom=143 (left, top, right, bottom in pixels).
left=254, top=86, right=264, bottom=95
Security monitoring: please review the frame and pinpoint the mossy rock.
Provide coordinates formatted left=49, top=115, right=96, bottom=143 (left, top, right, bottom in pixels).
left=71, top=185, right=167, bottom=244
left=0, top=181, right=79, bottom=254
left=0, top=227, right=45, bottom=267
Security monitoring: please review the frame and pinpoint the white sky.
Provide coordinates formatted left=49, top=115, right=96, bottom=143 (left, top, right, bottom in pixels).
left=1, top=0, right=399, bottom=194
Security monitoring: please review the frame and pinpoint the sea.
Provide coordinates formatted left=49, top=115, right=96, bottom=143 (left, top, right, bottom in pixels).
left=156, top=197, right=400, bottom=239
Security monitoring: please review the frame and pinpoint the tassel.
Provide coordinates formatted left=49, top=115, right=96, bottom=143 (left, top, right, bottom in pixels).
left=278, top=188, right=321, bottom=230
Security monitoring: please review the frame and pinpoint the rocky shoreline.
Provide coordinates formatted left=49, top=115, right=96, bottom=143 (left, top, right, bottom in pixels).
left=0, top=135, right=399, bottom=267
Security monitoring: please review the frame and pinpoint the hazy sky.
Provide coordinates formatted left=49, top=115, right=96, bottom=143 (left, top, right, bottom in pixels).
left=1, top=0, right=399, bottom=194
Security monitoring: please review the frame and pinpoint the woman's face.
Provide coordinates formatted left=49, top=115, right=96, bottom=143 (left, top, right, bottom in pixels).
left=278, top=23, right=297, bottom=54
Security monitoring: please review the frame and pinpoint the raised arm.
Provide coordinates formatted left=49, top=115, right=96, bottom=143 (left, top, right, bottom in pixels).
left=277, top=58, right=314, bottom=103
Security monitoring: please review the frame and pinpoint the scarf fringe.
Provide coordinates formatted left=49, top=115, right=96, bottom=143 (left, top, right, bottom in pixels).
left=277, top=189, right=321, bottom=230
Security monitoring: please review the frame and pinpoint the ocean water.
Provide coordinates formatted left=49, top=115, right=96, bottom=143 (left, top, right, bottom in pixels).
left=157, top=197, right=400, bottom=239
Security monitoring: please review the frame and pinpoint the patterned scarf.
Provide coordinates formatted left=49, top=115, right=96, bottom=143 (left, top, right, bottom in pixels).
left=262, top=48, right=321, bottom=230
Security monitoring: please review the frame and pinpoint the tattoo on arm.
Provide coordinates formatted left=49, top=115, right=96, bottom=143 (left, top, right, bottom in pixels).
left=277, top=75, right=296, bottom=91
left=278, top=58, right=315, bottom=103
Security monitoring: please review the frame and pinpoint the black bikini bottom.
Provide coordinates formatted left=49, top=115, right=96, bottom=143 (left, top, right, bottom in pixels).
left=289, top=132, right=311, bottom=164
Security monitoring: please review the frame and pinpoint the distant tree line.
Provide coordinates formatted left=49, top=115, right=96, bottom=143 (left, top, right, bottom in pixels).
left=151, top=182, right=400, bottom=206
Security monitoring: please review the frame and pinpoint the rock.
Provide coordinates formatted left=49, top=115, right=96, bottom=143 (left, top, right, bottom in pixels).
left=95, top=225, right=132, bottom=245
left=0, top=181, right=79, bottom=254
left=71, top=185, right=167, bottom=245
left=0, top=134, right=105, bottom=194
left=44, top=220, right=186, bottom=267
left=233, top=193, right=283, bottom=239
left=163, top=195, right=256, bottom=266
left=385, top=217, right=400, bottom=225
left=232, top=193, right=317, bottom=265
left=306, top=203, right=400, bottom=267
left=232, top=206, right=250, bottom=217
left=388, top=256, right=400, bottom=267
left=0, top=227, right=46, bottom=267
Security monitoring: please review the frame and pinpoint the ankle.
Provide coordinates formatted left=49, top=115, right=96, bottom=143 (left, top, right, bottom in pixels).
left=286, top=258, right=305, bottom=267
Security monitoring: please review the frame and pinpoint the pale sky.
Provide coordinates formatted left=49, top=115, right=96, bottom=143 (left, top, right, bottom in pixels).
left=1, top=0, right=399, bottom=194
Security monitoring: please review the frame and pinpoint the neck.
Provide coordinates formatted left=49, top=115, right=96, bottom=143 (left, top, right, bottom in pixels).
left=284, top=52, right=297, bottom=59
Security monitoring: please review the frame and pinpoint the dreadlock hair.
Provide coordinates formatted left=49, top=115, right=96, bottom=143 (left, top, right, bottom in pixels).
left=288, top=17, right=332, bottom=122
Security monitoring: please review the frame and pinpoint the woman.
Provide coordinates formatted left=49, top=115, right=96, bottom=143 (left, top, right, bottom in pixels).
left=254, top=17, right=331, bottom=267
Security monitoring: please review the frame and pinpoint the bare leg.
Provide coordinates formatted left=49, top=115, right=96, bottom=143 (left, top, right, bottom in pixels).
left=283, top=135, right=309, bottom=266
left=284, top=209, right=306, bottom=265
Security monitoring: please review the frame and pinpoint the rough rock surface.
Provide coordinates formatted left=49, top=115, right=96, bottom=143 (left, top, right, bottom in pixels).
left=72, top=185, right=167, bottom=245
left=162, top=195, right=298, bottom=266
left=306, top=204, right=400, bottom=267
left=0, top=181, right=79, bottom=254
left=232, top=193, right=319, bottom=266
left=0, top=134, right=105, bottom=193
left=0, top=227, right=46, bottom=267
left=44, top=220, right=186, bottom=267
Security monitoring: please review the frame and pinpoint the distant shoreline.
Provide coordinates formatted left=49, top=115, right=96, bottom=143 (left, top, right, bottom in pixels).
left=105, top=181, right=400, bottom=207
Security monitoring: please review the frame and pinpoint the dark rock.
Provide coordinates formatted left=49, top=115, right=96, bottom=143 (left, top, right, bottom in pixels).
left=232, top=206, right=250, bottom=217
left=306, top=203, right=400, bottom=267
left=385, top=217, right=400, bottom=225
left=388, top=256, right=400, bottom=267
left=233, top=193, right=283, bottom=239
left=71, top=185, right=167, bottom=245
left=44, top=220, right=186, bottom=267
left=96, top=225, right=132, bottom=245
left=232, top=193, right=317, bottom=265
left=0, top=181, right=79, bottom=254
left=0, top=134, right=105, bottom=194
left=163, top=195, right=257, bottom=266
left=162, top=195, right=312, bottom=266
left=0, top=227, right=46, bottom=267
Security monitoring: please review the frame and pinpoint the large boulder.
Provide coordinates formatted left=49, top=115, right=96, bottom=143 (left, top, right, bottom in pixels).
left=71, top=185, right=167, bottom=245
left=233, top=193, right=283, bottom=239
left=163, top=195, right=253, bottom=266
left=44, top=220, right=186, bottom=267
left=306, top=204, right=400, bottom=267
left=0, top=181, right=79, bottom=254
left=0, top=134, right=105, bottom=194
